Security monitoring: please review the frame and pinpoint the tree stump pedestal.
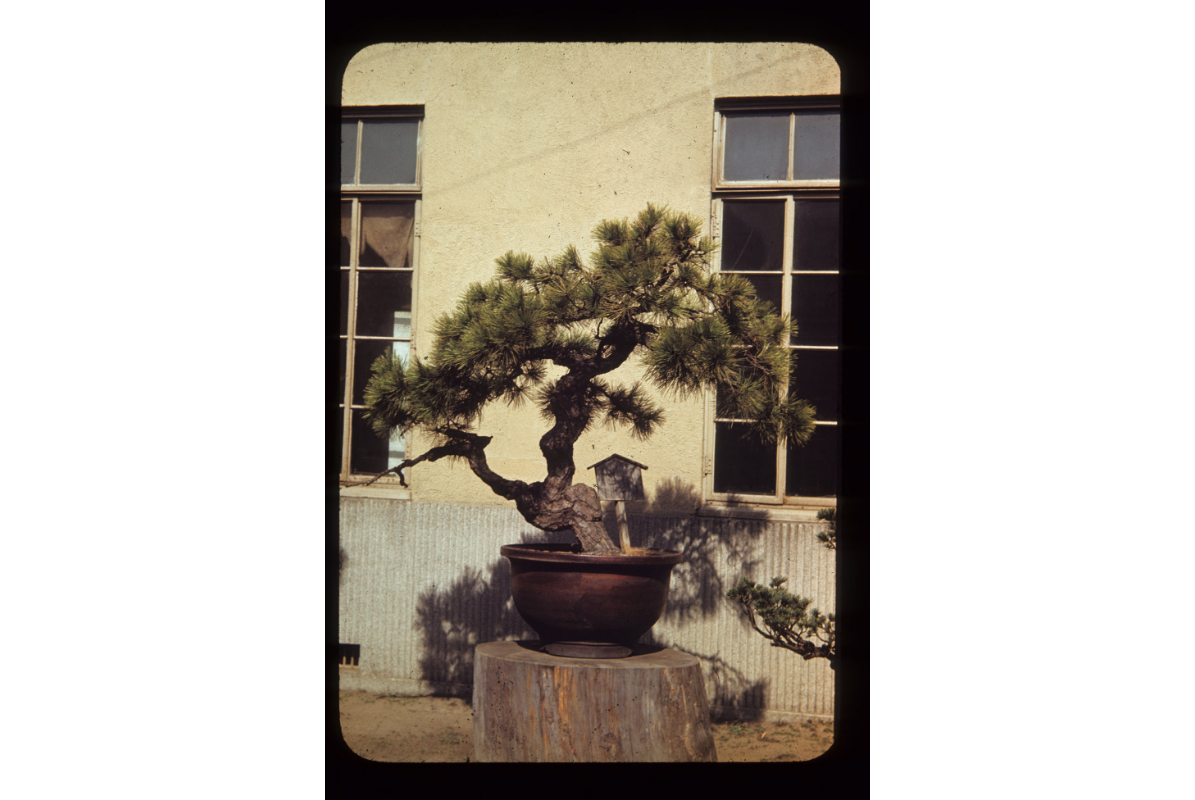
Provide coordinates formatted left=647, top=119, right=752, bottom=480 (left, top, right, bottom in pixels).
left=472, top=641, right=717, bottom=762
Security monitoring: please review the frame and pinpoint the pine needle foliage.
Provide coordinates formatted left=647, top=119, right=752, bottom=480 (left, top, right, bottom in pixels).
left=727, top=576, right=836, bottom=663
left=815, top=508, right=836, bottom=550
left=728, top=510, right=837, bottom=661
left=359, top=203, right=820, bottom=552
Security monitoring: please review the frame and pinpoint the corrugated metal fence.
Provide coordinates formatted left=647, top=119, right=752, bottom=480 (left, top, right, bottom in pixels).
left=338, top=498, right=836, bottom=720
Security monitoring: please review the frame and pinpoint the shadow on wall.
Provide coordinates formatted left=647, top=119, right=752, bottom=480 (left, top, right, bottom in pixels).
left=413, top=528, right=574, bottom=692
left=411, top=477, right=775, bottom=705
left=622, top=477, right=775, bottom=719
left=619, top=476, right=766, bottom=626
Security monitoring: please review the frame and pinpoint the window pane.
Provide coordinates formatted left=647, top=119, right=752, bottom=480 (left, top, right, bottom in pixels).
left=786, top=424, right=838, bottom=497
left=352, top=339, right=410, bottom=405
left=340, top=271, right=350, bottom=335
left=340, top=202, right=352, bottom=265
left=793, top=200, right=839, bottom=272
left=723, top=113, right=789, bottom=181
left=330, top=405, right=345, bottom=477
left=790, top=273, right=839, bottom=346
left=721, top=200, right=785, bottom=272
left=350, top=410, right=406, bottom=475
left=359, top=119, right=418, bottom=185
left=336, top=338, right=347, bottom=405
left=341, top=122, right=358, bottom=185
left=355, top=272, right=412, bottom=337
left=789, top=348, right=839, bottom=421
left=714, top=422, right=776, bottom=495
left=792, top=111, right=839, bottom=180
left=359, top=202, right=414, bottom=268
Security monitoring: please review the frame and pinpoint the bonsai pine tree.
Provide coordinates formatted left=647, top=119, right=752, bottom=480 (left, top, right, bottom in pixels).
left=728, top=510, right=837, bottom=663
left=360, top=203, right=817, bottom=553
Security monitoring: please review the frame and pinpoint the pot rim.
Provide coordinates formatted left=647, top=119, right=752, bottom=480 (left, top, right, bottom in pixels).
left=500, top=542, right=682, bottom=566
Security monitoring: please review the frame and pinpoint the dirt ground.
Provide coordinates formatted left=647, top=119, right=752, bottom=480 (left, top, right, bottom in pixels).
left=338, top=690, right=834, bottom=762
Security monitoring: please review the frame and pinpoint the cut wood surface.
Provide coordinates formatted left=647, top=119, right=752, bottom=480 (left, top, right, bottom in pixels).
left=472, top=641, right=717, bottom=762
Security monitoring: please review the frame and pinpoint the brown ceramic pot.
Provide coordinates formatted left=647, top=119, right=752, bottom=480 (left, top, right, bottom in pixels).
left=500, top=543, right=683, bottom=659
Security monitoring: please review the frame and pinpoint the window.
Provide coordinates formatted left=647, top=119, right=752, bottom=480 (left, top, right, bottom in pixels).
left=713, top=96, right=840, bottom=189
left=336, top=107, right=422, bottom=484
left=707, top=97, right=840, bottom=506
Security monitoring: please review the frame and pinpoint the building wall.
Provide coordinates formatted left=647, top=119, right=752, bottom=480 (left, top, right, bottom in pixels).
left=341, top=42, right=840, bottom=509
left=338, top=42, right=840, bottom=718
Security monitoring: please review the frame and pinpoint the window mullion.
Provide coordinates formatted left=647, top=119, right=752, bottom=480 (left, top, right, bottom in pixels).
left=787, top=113, right=795, bottom=181
left=354, top=120, right=363, bottom=186
left=342, top=197, right=362, bottom=479
left=414, top=119, right=423, bottom=187
left=781, top=196, right=795, bottom=340
left=775, top=195, right=796, bottom=499
left=410, top=198, right=421, bottom=356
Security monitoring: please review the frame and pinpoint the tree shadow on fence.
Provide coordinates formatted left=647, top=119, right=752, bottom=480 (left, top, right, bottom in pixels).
left=621, top=476, right=766, bottom=626
left=413, top=528, right=573, bottom=692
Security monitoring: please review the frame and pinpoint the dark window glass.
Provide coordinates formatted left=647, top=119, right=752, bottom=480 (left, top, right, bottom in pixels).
left=722, top=201, right=785, bottom=272
left=788, top=348, right=839, bottom=422
left=330, top=406, right=345, bottom=477
left=336, top=338, right=347, bottom=405
left=355, top=272, right=412, bottom=338
left=359, top=119, right=418, bottom=185
left=340, top=271, right=350, bottom=336
left=793, top=200, right=839, bottom=272
left=723, top=112, right=789, bottom=181
left=786, top=424, right=839, bottom=497
left=350, top=410, right=402, bottom=475
left=792, top=111, right=839, bottom=180
left=340, top=202, right=353, bottom=265
left=714, top=422, right=776, bottom=495
left=790, top=273, right=839, bottom=346
left=341, top=122, right=358, bottom=185
left=352, top=339, right=405, bottom=405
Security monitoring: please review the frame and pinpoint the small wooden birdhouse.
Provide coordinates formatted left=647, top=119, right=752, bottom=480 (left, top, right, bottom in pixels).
left=587, top=454, right=648, bottom=501
left=587, top=455, right=648, bottom=553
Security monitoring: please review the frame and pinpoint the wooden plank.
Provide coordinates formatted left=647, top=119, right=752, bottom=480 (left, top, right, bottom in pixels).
left=615, top=500, right=630, bottom=553
left=472, top=641, right=717, bottom=762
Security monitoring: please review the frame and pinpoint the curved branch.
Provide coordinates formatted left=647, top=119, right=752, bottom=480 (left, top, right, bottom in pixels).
left=340, top=435, right=485, bottom=488
left=590, top=320, right=654, bottom=377
left=442, top=429, right=527, bottom=501
left=341, top=430, right=527, bottom=501
left=730, top=592, right=837, bottom=664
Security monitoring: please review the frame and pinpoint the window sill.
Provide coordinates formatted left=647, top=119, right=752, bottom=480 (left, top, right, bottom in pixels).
left=698, top=503, right=832, bottom=523
left=339, top=483, right=411, bottom=500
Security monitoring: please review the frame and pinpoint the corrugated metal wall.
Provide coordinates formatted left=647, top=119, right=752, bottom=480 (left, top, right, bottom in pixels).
left=338, top=498, right=836, bottom=719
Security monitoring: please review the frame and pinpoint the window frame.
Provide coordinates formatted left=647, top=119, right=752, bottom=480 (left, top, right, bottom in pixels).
left=704, top=97, right=841, bottom=510
left=711, top=96, right=840, bottom=192
left=341, top=104, right=423, bottom=193
left=338, top=106, right=423, bottom=491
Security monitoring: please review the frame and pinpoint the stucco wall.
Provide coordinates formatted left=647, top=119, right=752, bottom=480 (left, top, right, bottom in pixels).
left=341, top=42, right=840, bottom=510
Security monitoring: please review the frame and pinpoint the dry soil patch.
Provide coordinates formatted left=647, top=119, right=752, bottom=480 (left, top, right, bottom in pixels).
left=338, top=690, right=833, bottom=762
